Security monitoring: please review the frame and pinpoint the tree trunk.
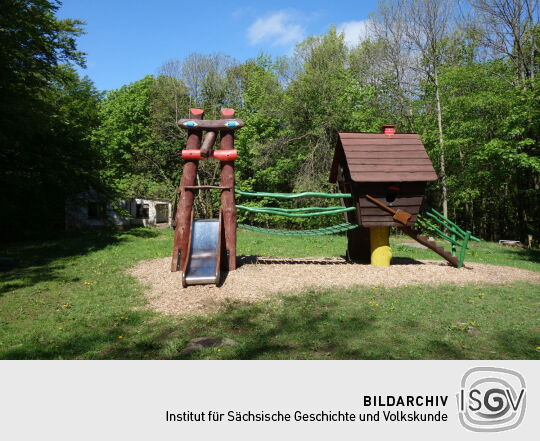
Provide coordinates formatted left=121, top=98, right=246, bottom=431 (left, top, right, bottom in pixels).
left=433, top=68, right=448, bottom=218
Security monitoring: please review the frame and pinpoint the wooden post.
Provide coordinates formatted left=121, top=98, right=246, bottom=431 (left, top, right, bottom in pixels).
left=347, top=227, right=371, bottom=262
left=171, top=108, right=204, bottom=272
left=219, top=108, right=237, bottom=270
left=200, top=130, right=217, bottom=157
left=339, top=182, right=371, bottom=262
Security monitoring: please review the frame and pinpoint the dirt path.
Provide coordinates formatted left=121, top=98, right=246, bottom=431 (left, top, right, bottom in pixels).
left=128, top=256, right=540, bottom=315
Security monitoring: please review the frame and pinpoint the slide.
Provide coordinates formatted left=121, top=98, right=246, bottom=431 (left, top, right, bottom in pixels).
left=182, top=212, right=222, bottom=287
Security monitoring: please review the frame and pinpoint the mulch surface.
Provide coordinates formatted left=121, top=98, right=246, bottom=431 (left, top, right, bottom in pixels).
left=128, top=256, right=540, bottom=315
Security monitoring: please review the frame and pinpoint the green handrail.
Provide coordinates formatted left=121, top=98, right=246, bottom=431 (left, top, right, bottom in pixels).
left=429, top=209, right=480, bottom=242
left=417, top=208, right=480, bottom=268
left=235, top=190, right=352, bottom=199
left=416, top=217, right=462, bottom=247
left=236, top=205, right=355, bottom=217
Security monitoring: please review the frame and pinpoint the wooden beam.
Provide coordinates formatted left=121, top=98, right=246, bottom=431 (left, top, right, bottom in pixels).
left=200, top=130, right=217, bottom=157
left=177, top=118, right=244, bottom=131
left=219, top=108, right=237, bottom=271
left=171, top=108, right=203, bottom=272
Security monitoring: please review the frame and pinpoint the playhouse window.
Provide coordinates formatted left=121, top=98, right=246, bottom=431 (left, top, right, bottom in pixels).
left=136, top=203, right=149, bottom=219
left=385, top=185, right=400, bottom=203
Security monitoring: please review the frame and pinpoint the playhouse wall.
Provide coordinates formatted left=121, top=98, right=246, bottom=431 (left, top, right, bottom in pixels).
left=338, top=178, right=371, bottom=262
left=353, top=181, right=426, bottom=227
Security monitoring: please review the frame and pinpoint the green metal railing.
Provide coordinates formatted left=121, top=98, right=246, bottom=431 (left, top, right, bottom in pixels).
left=416, top=208, right=480, bottom=268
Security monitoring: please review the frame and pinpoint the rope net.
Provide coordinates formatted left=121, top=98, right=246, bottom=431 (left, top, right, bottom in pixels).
left=236, top=205, right=355, bottom=217
left=235, top=189, right=356, bottom=235
left=237, top=222, right=358, bottom=236
left=235, top=190, right=352, bottom=199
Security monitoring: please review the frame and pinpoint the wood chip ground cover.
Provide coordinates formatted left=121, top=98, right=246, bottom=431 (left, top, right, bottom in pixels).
left=128, top=257, right=540, bottom=315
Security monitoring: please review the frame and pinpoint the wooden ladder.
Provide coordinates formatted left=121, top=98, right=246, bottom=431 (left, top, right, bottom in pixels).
left=399, top=226, right=460, bottom=268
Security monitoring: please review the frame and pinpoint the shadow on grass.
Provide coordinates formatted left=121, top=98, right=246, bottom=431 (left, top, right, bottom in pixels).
left=0, top=293, right=378, bottom=359
left=0, top=228, right=160, bottom=295
left=1, top=289, right=537, bottom=360
left=494, top=329, right=540, bottom=359
left=171, top=294, right=440, bottom=360
left=498, top=247, right=540, bottom=264
left=0, top=310, right=162, bottom=360
left=170, top=290, right=537, bottom=360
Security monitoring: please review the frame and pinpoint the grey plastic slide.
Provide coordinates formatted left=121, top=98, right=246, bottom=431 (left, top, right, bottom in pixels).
left=182, top=214, right=222, bottom=287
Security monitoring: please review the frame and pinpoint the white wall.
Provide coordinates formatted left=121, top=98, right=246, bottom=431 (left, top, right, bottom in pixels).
left=65, top=195, right=172, bottom=230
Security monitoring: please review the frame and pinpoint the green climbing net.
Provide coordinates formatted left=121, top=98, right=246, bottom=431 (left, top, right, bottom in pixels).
left=235, top=190, right=352, bottom=199
left=236, top=205, right=355, bottom=217
left=235, top=190, right=357, bottom=236
left=237, top=222, right=358, bottom=236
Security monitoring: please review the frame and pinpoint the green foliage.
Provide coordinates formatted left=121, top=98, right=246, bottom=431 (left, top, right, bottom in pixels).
left=92, top=75, right=178, bottom=199
left=423, top=59, right=540, bottom=240
left=2, top=3, right=538, bottom=244
left=0, top=0, right=104, bottom=239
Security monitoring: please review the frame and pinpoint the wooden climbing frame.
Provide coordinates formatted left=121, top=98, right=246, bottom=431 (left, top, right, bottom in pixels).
left=171, top=108, right=243, bottom=273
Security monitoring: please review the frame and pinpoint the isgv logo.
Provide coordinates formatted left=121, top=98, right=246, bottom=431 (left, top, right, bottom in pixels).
left=457, top=367, right=526, bottom=432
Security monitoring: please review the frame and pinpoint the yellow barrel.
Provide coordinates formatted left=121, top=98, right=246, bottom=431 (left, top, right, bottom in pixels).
left=370, top=227, right=392, bottom=266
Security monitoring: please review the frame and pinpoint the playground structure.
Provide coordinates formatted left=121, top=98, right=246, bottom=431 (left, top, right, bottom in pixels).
left=328, top=127, right=481, bottom=266
left=171, top=109, right=479, bottom=287
left=171, top=108, right=241, bottom=286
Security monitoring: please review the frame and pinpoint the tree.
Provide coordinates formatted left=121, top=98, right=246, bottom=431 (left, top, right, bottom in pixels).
left=363, top=0, right=417, bottom=131
left=0, top=0, right=85, bottom=150
left=469, top=0, right=539, bottom=84
left=0, top=0, right=102, bottom=238
left=92, top=75, right=178, bottom=199
left=285, top=27, right=380, bottom=192
left=401, top=0, right=456, bottom=218
left=234, top=55, right=288, bottom=192
left=468, top=0, right=540, bottom=241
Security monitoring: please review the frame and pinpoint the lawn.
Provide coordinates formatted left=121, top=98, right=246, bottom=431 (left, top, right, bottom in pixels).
left=0, top=228, right=538, bottom=359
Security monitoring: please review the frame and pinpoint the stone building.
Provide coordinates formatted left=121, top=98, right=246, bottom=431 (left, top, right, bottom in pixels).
left=65, top=193, right=172, bottom=230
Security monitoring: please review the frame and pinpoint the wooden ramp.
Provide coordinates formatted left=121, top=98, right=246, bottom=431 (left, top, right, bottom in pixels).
left=399, top=226, right=460, bottom=268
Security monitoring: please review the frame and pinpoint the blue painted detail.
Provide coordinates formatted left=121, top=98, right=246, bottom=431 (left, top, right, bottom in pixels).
left=225, top=120, right=239, bottom=128
left=184, top=121, right=198, bottom=127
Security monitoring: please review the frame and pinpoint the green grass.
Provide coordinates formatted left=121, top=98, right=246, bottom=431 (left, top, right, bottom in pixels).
left=0, top=228, right=538, bottom=359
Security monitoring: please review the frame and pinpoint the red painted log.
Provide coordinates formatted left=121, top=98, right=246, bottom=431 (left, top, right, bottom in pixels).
left=181, top=150, right=205, bottom=161
left=212, top=149, right=237, bottom=161
left=181, top=149, right=238, bottom=161
left=219, top=108, right=237, bottom=271
left=171, top=108, right=203, bottom=272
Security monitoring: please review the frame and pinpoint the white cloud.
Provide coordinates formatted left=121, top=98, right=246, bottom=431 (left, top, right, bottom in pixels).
left=337, top=19, right=371, bottom=47
left=247, top=11, right=305, bottom=46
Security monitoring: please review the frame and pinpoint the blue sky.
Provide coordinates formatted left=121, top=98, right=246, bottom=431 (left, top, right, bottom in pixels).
left=58, top=0, right=377, bottom=91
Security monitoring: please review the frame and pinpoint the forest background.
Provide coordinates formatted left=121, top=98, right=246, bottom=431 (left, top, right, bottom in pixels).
left=1, top=0, right=539, bottom=243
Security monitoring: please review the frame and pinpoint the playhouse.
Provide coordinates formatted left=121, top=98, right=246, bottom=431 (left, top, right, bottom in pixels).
left=329, top=125, right=437, bottom=263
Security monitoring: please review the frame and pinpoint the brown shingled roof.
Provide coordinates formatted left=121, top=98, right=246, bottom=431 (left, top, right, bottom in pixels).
left=330, top=132, right=438, bottom=183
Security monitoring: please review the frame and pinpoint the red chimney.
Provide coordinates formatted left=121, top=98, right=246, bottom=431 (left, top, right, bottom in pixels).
left=381, top=124, right=395, bottom=137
